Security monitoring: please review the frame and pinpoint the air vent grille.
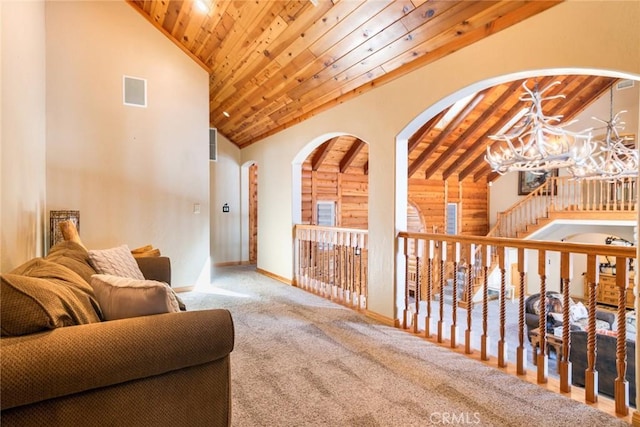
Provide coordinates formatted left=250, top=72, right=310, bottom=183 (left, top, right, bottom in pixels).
left=209, top=128, right=218, bottom=161
left=123, top=76, right=147, bottom=107
left=617, top=79, right=634, bottom=91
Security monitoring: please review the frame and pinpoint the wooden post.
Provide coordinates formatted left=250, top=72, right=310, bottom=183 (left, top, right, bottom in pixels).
left=516, top=248, right=527, bottom=375
left=585, top=254, right=599, bottom=403
left=438, top=241, right=447, bottom=343
left=413, top=238, right=421, bottom=334
left=559, top=251, right=572, bottom=393
left=615, top=256, right=629, bottom=416
left=425, top=240, right=434, bottom=338
left=465, top=243, right=475, bottom=355
left=451, top=242, right=460, bottom=348
left=497, top=246, right=507, bottom=368
left=481, top=245, right=491, bottom=361
left=403, top=237, right=410, bottom=329
left=537, top=249, right=548, bottom=384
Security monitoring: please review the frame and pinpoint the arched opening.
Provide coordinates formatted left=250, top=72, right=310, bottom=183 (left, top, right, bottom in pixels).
left=292, top=133, right=370, bottom=309
left=396, top=70, right=639, bottom=309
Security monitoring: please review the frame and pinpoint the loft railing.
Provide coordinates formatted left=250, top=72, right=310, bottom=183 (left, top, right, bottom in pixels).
left=493, top=176, right=637, bottom=239
left=293, top=225, right=368, bottom=310
left=397, top=231, right=637, bottom=417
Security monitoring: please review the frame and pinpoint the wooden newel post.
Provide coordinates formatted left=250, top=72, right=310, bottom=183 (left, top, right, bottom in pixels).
left=615, top=256, right=629, bottom=416
left=497, top=246, right=508, bottom=368
left=559, top=251, right=572, bottom=393
left=537, top=249, right=549, bottom=384
left=516, top=247, right=527, bottom=375
left=585, top=254, right=599, bottom=403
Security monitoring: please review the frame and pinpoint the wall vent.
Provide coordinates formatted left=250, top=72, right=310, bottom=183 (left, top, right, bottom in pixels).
left=123, top=76, right=147, bottom=107
left=209, top=128, right=218, bottom=161
left=617, top=79, right=634, bottom=91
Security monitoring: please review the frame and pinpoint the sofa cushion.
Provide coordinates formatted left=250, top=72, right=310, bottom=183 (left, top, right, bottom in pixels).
left=88, top=244, right=145, bottom=280
left=90, top=274, right=181, bottom=321
left=1, top=259, right=102, bottom=336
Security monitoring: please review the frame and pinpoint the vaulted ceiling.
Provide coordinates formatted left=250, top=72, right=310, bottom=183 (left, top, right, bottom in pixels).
left=127, top=1, right=618, bottom=183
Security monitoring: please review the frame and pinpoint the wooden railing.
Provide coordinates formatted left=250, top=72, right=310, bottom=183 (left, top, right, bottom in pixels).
left=398, top=231, right=637, bottom=416
left=493, top=176, right=637, bottom=238
left=293, top=225, right=368, bottom=310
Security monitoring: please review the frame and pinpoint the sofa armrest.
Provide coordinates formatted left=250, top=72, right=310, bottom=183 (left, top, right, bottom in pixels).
left=136, top=256, right=171, bottom=285
left=595, top=309, right=616, bottom=328
left=1, top=309, right=234, bottom=411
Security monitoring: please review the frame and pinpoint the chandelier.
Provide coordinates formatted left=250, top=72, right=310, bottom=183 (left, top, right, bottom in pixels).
left=485, top=81, right=595, bottom=175
left=568, top=89, right=638, bottom=181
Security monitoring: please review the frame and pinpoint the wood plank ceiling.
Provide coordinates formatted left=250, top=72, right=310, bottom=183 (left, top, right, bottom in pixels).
left=126, top=2, right=617, bottom=183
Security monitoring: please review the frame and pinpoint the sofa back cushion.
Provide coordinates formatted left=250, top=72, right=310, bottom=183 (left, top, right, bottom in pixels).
left=1, top=259, right=102, bottom=336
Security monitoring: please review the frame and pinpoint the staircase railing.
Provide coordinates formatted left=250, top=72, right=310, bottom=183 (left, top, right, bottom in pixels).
left=492, top=176, right=637, bottom=239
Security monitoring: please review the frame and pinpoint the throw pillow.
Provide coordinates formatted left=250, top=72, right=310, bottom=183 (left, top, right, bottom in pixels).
left=90, top=274, right=181, bottom=321
left=88, top=244, right=145, bottom=280
left=1, top=259, right=102, bottom=336
left=569, top=301, right=589, bottom=323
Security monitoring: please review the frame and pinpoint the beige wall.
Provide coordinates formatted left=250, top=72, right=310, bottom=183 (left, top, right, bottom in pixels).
left=210, top=132, right=242, bottom=266
left=41, top=1, right=210, bottom=287
left=1, top=0, right=47, bottom=272
left=241, top=1, right=640, bottom=320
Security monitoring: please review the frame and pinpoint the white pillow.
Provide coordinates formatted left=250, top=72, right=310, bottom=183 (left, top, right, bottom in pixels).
left=88, top=245, right=145, bottom=280
left=569, top=301, right=589, bottom=323
left=90, top=274, right=180, bottom=321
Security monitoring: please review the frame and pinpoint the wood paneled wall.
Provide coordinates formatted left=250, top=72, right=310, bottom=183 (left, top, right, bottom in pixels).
left=302, top=162, right=488, bottom=236
left=301, top=163, right=368, bottom=229
left=408, top=177, right=488, bottom=236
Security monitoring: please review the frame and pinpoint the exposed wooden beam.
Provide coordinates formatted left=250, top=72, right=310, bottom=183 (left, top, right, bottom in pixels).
left=340, top=139, right=366, bottom=173
left=424, top=83, right=518, bottom=180
left=456, top=76, right=558, bottom=180
left=408, top=110, right=447, bottom=153
left=408, top=89, right=488, bottom=178
left=312, top=137, right=338, bottom=171
left=439, top=80, right=522, bottom=180
left=363, top=161, right=369, bottom=175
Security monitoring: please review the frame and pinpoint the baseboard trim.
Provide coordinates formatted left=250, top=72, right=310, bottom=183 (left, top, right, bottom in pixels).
left=256, top=268, right=292, bottom=285
left=214, top=260, right=252, bottom=267
left=365, top=310, right=397, bottom=327
left=173, top=286, right=194, bottom=293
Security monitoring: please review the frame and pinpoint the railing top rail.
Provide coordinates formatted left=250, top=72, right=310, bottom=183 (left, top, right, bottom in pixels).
left=295, top=224, right=368, bottom=234
left=397, top=231, right=636, bottom=258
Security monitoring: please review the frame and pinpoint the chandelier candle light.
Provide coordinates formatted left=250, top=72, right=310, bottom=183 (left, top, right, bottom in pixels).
left=485, top=81, right=595, bottom=175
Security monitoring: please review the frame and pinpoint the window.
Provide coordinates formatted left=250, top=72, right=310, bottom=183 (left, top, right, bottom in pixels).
left=316, top=201, right=336, bottom=226
left=446, top=203, right=458, bottom=235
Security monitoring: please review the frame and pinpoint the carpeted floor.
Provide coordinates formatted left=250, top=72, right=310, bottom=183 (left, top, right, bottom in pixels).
left=178, top=265, right=628, bottom=426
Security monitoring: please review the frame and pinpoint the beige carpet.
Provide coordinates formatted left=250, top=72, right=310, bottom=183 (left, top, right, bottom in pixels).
left=179, top=265, right=628, bottom=426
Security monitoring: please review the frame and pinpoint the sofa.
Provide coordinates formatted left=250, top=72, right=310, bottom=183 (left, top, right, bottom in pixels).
left=570, top=330, right=636, bottom=407
left=524, top=291, right=615, bottom=341
left=1, top=240, right=235, bottom=426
